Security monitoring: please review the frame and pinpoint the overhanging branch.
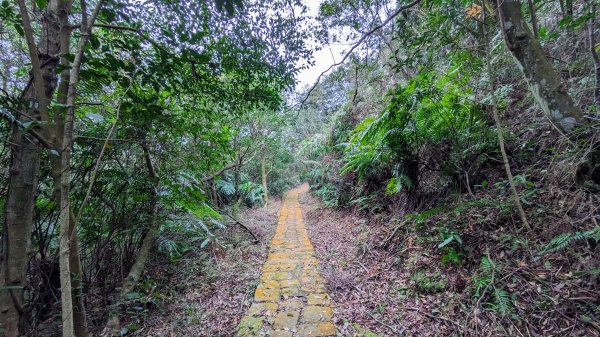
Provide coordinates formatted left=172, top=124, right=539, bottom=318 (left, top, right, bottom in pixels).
left=296, top=0, right=421, bottom=108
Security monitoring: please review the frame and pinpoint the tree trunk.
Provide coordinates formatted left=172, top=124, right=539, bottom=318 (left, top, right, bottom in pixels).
left=57, top=2, right=105, bottom=335
left=0, top=134, right=40, bottom=337
left=586, top=0, right=600, bottom=108
left=51, top=6, right=89, bottom=333
left=261, top=156, right=268, bottom=206
left=0, top=0, right=66, bottom=334
left=526, top=0, right=538, bottom=38
left=69, top=211, right=89, bottom=337
left=496, top=0, right=588, bottom=134
left=101, top=141, right=159, bottom=336
left=496, top=0, right=600, bottom=185
left=41, top=5, right=91, bottom=334
left=484, top=3, right=532, bottom=230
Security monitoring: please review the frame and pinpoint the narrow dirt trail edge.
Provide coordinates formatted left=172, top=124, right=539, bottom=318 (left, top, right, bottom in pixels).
left=236, top=184, right=337, bottom=337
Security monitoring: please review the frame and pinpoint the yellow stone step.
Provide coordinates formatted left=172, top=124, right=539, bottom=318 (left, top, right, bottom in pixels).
left=236, top=184, right=336, bottom=337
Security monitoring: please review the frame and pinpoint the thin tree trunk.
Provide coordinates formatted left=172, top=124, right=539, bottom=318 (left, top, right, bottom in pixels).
left=58, top=1, right=105, bottom=335
left=50, top=5, right=90, bottom=335
left=527, top=0, right=539, bottom=39
left=485, top=1, right=532, bottom=230
left=586, top=0, right=600, bottom=108
left=261, top=156, right=268, bottom=206
left=496, top=0, right=588, bottom=134
left=0, top=135, right=40, bottom=337
left=101, top=141, right=160, bottom=336
left=69, top=210, right=89, bottom=337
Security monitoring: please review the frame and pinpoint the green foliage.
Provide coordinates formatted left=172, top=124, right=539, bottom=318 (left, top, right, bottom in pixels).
left=438, top=230, right=463, bottom=266
left=343, top=70, right=496, bottom=192
left=216, top=178, right=236, bottom=198
left=539, top=226, right=600, bottom=255
left=118, top=277, right=164, bottom=335
left=410, top=269, right=446, bottom=293
left=385, top=175, right=413, bottom=195
left=473, top=256, right=512, bottom=316
left=315, top=183, right=340, bottom=208
left=406, top=206, right=447, bottom=226
left=349, top=193, right=384, bottom=214
left=164, top=174, right=221, bottom=220
left=238, top=181, right=264, bottom=207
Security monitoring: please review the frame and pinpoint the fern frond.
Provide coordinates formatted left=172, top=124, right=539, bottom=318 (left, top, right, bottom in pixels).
left=492, top=288, right=512, bottom=315
left=540, top=226, right=600, bottom=254
left=216, top=179, right=235, bottom=196
left=480, top=256, right=495, bottom=274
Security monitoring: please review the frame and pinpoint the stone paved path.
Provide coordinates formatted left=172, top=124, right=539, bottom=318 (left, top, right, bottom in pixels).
left=236, top=184, right=336, bottom=337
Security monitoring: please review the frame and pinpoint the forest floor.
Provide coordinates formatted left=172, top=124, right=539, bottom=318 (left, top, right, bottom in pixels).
left=302, top=190, right=454, bottom=336
left=140, top=199, right=281, bottom=336
left=140, top=182, right=599, bottom=337
left=140, top=186, right=459, bottom=337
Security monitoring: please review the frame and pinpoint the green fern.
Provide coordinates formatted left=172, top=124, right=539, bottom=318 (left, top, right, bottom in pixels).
left=341, top=70, right=495, bottom=194
left=540, top=226, right=600, bottom=254
left=239, top=181, right=264, bottom=206
left=473, top=256, right=513, bottom=315
left=480, top=256, right=495, bottom=274
left=216, top=179, right=236, bottom=196
left=492, top=288, right=512, bottom=315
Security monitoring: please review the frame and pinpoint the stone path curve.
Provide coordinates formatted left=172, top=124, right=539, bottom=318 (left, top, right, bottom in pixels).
left=236, top=184, right=336, bottom=337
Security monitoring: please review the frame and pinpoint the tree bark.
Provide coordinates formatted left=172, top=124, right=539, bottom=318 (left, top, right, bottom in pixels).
left=526, top=0, right=538, bottom=39
left=0, top=134, right=40, bottom=337
left=49, top=4, right=90, bottom=335
left=496, top=0, right=588, bottom=134
left=57, top=1, right=105, bottom=335
left=0, top=0, right=65, bottom=334
left=69, top=210, right=89, bottom=337
left=496, top=0, right=600, bottom=185
left=586, top=0, right=600, bottom=108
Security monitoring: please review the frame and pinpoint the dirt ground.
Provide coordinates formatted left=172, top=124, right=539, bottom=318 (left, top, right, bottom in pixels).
left=302, top=188, right=600, bottom=337
left=141, top=199, right=281, bottom=337
left=137, top=185, right=599, bottom=337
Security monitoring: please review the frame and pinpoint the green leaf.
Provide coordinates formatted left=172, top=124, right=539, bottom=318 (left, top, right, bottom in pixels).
left=21, top=121, right=35, bottom=130
left=125, top=323, right=141, bottom=331
left=89, top=34, right=100, bottom=50
left=13, top=23, right=24, bottom=37
left=438, top=236, right=454, bottom=249
left=125, top=292, right=144, bottom=300
left=35, top=0, right=47, bottom=9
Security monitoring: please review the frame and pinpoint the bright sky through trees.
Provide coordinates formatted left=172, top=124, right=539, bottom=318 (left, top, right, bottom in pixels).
left=296, top=0, right=346, bottom=87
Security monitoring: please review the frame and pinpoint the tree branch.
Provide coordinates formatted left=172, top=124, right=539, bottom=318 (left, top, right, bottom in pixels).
left=0, top=107, right=57, bottom=151
left=202, top=151, right=258, bottom=182
left=16, top=0, right=51, bottom=130
left=296, top=0, right=421, bottom=108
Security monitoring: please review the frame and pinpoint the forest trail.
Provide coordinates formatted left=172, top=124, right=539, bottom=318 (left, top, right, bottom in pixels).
left=236, top=184, right=337, bottom=337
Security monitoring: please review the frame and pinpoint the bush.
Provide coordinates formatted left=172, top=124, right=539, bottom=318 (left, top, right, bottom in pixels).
left=343, top=71, right=496, bottom=194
